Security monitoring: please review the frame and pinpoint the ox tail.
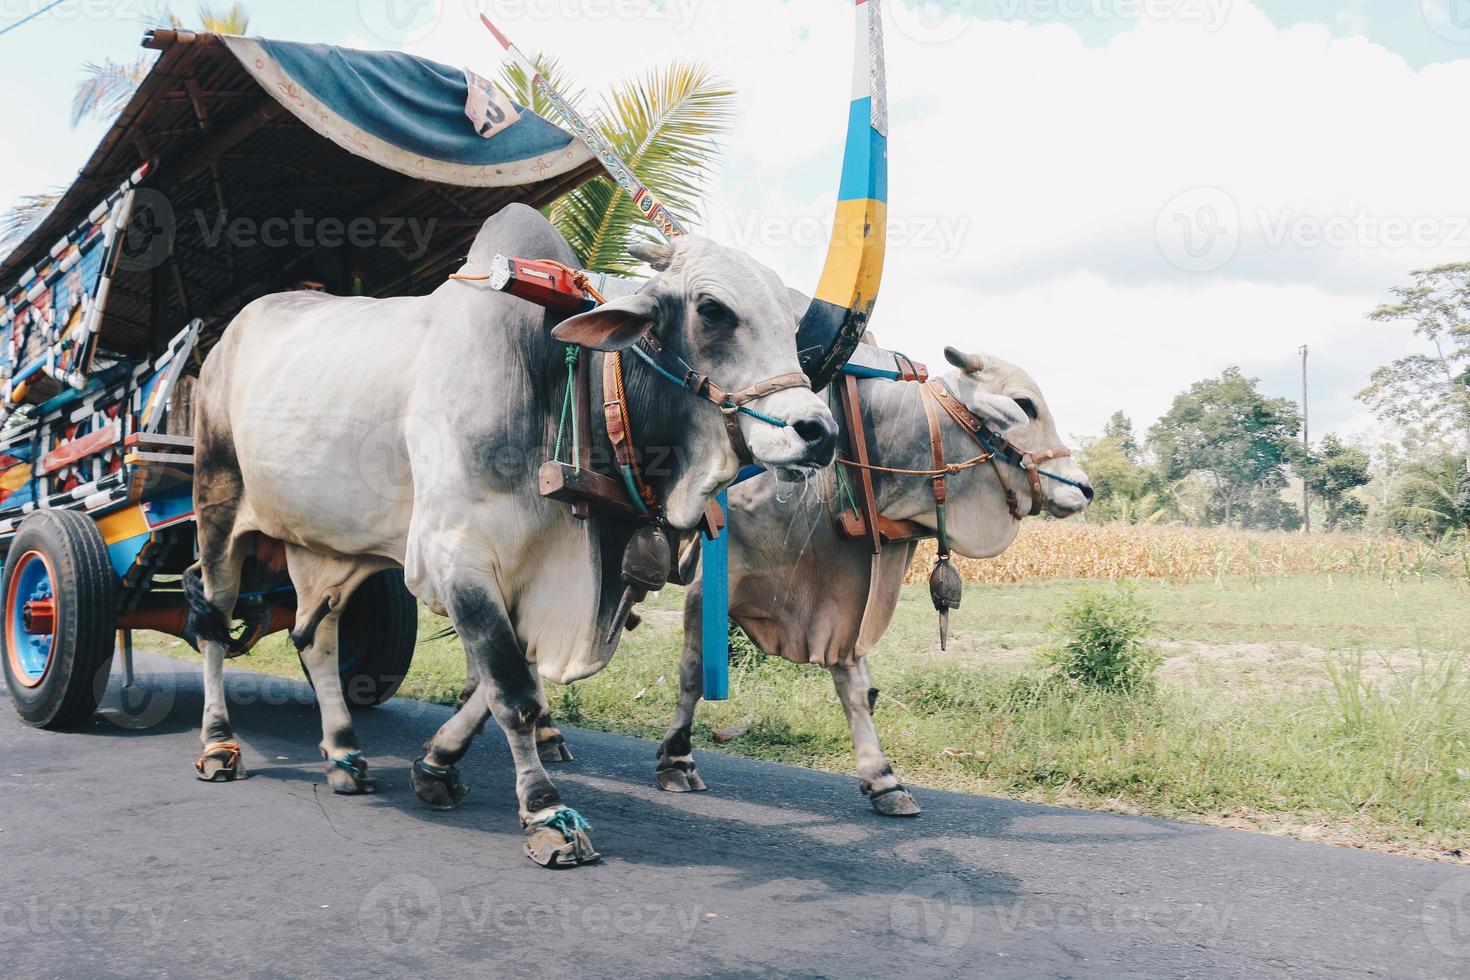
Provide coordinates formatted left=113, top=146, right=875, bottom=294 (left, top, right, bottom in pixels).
left=184, top=563, right=244, bottom=654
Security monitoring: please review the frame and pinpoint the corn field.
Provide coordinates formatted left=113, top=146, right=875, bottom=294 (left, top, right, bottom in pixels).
left=904, top=521, right=1470, bottom=585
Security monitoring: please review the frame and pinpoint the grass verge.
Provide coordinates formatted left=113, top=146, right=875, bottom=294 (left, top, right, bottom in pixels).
left=142, top=573, right=1470, bottom=862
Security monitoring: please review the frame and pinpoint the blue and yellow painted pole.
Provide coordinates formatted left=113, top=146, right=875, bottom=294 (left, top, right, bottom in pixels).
left=795, top=0, right=890, bottom=391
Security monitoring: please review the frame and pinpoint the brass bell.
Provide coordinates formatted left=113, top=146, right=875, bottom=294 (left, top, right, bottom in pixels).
left=622, top=524, right=672, bottom=592
left=929, top=556, right=963, bottom=651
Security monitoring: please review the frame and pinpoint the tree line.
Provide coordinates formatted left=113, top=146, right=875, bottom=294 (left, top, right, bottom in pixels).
left=1078, top=261, right=1470, bottom=539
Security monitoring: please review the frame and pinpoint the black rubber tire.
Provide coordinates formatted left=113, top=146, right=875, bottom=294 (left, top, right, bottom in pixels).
left=302, top=569, right=417, bottom=707
left=1, top=510, right=117, bottom=729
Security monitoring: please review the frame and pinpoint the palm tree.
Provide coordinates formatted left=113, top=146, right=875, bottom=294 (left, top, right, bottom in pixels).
left=72, top=3, right=250, bottom=126
left=501, top=55, right=734, bottom=275
left=0, top=4, right=249, bottom=252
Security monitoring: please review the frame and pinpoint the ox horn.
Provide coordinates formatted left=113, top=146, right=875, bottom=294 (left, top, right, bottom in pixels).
left=794, top=0, right=890, bottom=390
left=629, top=241, right=676, bottom=271
left=943, top=347, right=986, bottom=374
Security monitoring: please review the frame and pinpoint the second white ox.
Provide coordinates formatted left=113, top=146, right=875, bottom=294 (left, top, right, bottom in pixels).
left=538, top=345, right=1092, bottom=815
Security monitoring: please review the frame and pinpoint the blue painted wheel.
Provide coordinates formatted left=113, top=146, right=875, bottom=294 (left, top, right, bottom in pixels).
left=6, top=550, right=56, bottom=686
left=2, top=510, right=116, bottom=729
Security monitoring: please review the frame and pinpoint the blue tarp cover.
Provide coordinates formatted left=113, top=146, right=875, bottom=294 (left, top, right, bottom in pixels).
left=223, top=36, right=590, bottom=186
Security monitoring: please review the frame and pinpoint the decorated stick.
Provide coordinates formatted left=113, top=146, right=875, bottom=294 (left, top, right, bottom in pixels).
left=795, top=0, right=890, bottom=391
left=479, top=13, right=687, bottom=242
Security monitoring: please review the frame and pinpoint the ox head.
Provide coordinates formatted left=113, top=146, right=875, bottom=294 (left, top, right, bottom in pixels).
left=553, top=237, right=838, bottom=529
left=929, top=347, right=1093, bottom=557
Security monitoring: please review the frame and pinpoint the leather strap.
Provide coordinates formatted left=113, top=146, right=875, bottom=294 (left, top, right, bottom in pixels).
left=603, top=351, right=658, bottom=512
left=839, top=373, right=883, bottom=555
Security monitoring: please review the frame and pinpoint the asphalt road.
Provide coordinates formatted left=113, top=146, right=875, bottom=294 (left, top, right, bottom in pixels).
left=2, top=653, right=1467, bottom=979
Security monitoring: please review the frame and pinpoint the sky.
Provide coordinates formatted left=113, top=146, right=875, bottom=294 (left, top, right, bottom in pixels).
left=2, top=0, right=1468, bottom=444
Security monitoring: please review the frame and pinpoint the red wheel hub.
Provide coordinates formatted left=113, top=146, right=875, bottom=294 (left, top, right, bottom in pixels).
left=22, top=597, right=55, bottom=635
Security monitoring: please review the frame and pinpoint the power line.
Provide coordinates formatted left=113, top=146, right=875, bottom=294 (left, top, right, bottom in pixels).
left=0, top=0, right=68, bottom=39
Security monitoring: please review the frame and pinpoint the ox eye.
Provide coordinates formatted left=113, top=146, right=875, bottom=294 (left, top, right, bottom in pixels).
left=1013, top=397, right=1039, bottom=420
left=698, top=297, right=737, bottom=329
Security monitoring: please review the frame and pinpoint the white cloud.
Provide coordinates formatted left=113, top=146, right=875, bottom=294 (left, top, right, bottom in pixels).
left=2, top=2, right=1456, bottom=450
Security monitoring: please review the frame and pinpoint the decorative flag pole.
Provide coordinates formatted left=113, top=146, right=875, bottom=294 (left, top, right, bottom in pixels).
left=479, top=13, right=687, bottom=242
left=479, top=4, right=888, bottom=700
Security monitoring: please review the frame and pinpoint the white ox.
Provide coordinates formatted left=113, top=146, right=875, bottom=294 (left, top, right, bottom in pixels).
left=185, top=204, right=837, bottom=866
left=539, top=346, right=1092, bottom=815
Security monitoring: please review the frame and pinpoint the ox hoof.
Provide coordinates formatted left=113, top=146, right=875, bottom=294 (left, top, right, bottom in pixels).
left=326, top=752, right=376, bottom=795
left=537, top=734, right=574, bottom=765
left=411, top=757, right=469, bottom=810
left=865, top=783, right=921, bottom=817
left=522, top=809, right=600, bottom=868
left=195, top=741, right=245, bottom=783
left=655, top=759, right=707, bottom=793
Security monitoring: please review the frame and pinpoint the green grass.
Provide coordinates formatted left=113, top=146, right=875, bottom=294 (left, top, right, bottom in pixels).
left=143, top=573, right=1470, bottom=860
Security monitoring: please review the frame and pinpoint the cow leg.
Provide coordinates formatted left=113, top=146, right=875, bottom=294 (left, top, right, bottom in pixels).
left=655, top=593, right=708, bottom=793
left=831, top=658, right=920, bottom=816
left=187, top=508, right=250, bottom=782
left=533, top=676, right=573, bottom=764
left=417, top=581, right=597, bottom=867
left=285, top=548, right=383, bottom=794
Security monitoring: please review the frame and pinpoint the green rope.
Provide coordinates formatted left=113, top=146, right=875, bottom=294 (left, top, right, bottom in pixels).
left=553, top=345, right=581, bottom=474
left=535, top=807, right=592, bottom=841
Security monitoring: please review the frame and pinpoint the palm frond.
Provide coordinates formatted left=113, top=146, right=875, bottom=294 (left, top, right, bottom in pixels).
left=71, top=57, right=151, bottom=127
left=499, top=53, right=585, bottom=124
left=196, top=1, right=249, bottom=34
left=553, top=62, right=734, bottom=273
left=0, top=192, right=62, bottom=252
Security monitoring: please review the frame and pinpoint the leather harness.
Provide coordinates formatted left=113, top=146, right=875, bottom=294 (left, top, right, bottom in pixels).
left=835, top=371, right=1073, bottom=556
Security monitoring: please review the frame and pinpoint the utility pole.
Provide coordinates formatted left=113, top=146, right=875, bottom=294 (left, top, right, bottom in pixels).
left=1299, top=344, right=1310, bottom=534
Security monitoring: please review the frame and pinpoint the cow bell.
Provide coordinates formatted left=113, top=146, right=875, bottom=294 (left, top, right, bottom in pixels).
left=622, top=524, right=672, bottom=592
left=929, top=556, right=963, bottom=652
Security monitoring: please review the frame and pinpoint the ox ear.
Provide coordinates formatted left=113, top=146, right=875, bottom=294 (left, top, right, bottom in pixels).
left=629, top=241, right=675, bottom=272
left=552, top=292, right=661, bottom=352
left=944, top=346, right=986, bottom=374
left=968, top=390, right=1029, bottom=430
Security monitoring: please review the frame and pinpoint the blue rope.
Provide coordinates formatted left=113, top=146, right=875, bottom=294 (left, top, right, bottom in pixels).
left=627, top=345, right=788, bottom=428
left=535, top=807, right=592, bottom=841
left=330, top=751, right=367, bottom=777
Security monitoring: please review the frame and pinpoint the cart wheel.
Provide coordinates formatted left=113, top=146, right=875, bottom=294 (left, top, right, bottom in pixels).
left=302, top=569, right=417, bottom=707
left=2, top=510, right=117, bottom=729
